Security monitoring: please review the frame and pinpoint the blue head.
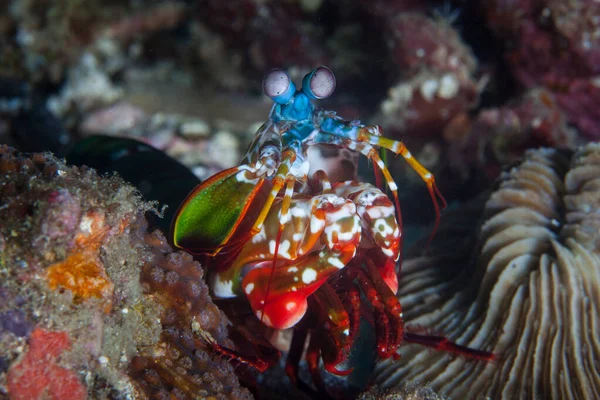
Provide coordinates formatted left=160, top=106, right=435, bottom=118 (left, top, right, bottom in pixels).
left=263, top=66, right=336, bottom=125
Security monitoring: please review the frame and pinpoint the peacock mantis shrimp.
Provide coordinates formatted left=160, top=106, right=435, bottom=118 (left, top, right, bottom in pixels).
left=172, top=66, right=494, bottom=393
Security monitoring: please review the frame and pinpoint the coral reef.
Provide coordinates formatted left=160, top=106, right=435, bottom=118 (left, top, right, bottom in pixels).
left=2, top=1, right=600, bottom=397
left=131, top=228, right=251, bottom=400
left=448, top=87, right=581, bottom=183
left=0, top=146, right=251, bottom=399
left=379, top=12, right=481, bottom=138
left=483, top=0, right=600, bottom=140
left=371, top=143, right=600, bottom=398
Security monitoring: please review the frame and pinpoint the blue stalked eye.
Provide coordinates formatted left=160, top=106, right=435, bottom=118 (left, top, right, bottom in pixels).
left=302, top=66, right=336, bottom=100
left=263, top=69, right=296, bottom=104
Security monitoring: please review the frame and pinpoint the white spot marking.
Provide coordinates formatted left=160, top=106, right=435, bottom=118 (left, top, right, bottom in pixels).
left=382, top=248, right=394, bottom=257
left=302, top=268, right=317, bottom=284
left=269, top=239, right=292, bottom=259
left=280, top=210, right=290, bottom=224
left=212, top=275, right=235, bottom=298
left=252, top=226, right=267, bottom=243
left=245, top=283, right=255, bottom=295
left=310, top=216, right=325, bottom=234
left=328, top=257, right=346, bottom=269
left=291, top=205, right=308, bottom=218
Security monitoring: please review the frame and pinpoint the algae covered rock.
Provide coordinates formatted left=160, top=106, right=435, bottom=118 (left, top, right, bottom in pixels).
left=0, top=145, right=251, bottom=399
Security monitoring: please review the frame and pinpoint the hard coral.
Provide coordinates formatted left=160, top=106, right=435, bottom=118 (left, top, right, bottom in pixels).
left=195, top=1, right=328, bottom=90
left=8, top=0, right=125, bottom=83
left=372, top=144, right=600, bottom=398
left=447, top=88, right=581, bottom=183
left=359, top=384, right=445, bottom=400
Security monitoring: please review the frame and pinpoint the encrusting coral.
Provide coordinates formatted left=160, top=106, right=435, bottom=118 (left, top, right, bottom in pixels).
left=0, top=145, right=251, bottom=399
left=371, top=143, right=600, bottom=399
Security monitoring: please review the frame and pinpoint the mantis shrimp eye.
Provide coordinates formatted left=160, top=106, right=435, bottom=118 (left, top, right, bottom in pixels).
left=263, top=68, right=296, bottom=104
left=302, top=66, right=336, bottom=99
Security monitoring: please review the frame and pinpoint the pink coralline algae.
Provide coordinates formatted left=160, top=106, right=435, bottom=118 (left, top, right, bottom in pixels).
left=7, top=328, right=87, bottom=400
left=379, top=12, right=481, bottom=138
left=484, top=0, right=600, bottom=139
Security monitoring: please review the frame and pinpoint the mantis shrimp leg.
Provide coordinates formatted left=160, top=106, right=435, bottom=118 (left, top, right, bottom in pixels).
left=356, top=126, right=447, bottom=238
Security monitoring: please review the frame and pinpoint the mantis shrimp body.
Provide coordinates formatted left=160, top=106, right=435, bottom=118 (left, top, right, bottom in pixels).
left=209, top=179, right=401, bottom=332
left=172, top=67, right=494, bottom=391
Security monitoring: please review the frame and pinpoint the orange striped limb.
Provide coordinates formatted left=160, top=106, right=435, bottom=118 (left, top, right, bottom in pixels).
left=356, top=126, right=447, bottom=243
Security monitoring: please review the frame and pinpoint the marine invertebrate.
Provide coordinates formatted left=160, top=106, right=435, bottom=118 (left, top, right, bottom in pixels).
left=172, top=67, right=493, bottom=393
left=359, top=383, right=444, bottom=400
left=132, top=228, right=252, bottom=400
left=372, top=143, right=600, bottom=398
left=45, top=210, right=115, bottom=310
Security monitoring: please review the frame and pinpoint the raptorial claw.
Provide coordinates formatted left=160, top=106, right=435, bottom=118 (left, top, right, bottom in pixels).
left=241, top=246, right=356, bottom=329
left=172, top=166, right=267, bottom=256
